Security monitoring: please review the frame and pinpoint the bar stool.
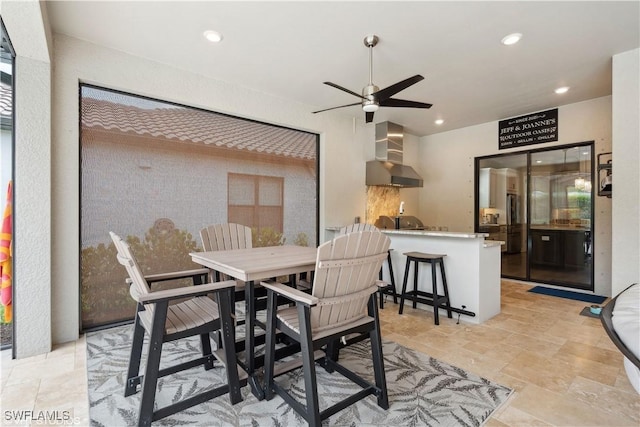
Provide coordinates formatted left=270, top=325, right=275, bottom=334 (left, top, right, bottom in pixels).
left=378, top=249, right=398, bottom=309
left=398, top=252, right=453, bottom=325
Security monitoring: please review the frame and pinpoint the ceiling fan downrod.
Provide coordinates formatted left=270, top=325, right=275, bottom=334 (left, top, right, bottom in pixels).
left=362, top=35, right=380, bottom=112
left=364, top=34, right=379, bottom=86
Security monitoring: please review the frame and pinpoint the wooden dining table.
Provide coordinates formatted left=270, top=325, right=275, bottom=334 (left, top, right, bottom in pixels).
left=190, top=245, right=317, bottom=399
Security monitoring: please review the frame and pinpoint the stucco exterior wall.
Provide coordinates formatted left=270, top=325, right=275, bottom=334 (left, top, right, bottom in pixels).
left=81, top=138, right=317, bottom=249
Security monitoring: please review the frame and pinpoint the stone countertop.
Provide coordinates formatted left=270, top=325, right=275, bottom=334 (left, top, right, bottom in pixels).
left=378, top=229, right=488, bottom=239
left=326, top=226, right=488, bottom=239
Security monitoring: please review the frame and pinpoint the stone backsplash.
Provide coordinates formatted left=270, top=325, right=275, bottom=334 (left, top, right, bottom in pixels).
left=365, top=186, right=400, bottom=224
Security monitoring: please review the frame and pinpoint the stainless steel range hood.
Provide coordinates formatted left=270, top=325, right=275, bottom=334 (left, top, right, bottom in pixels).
left=366, top=121, right=424, bottom=187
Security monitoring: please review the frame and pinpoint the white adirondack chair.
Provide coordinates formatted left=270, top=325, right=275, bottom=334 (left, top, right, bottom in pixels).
left=200, top=223, right=253, bottom=287
left=339, top=223, right=398, bottom=310
left=110, top=232, right=245, bottom=427
left=261, top=230, right=390, bottom=426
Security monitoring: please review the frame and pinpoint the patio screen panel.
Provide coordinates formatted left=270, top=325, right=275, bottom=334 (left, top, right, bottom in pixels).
left=80, top=85, right=318, bottom=330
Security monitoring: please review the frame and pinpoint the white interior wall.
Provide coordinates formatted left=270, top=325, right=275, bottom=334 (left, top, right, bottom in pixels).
left=415, top=97, right=614, bottom=296
left=612, top=48, right=640, bottom=295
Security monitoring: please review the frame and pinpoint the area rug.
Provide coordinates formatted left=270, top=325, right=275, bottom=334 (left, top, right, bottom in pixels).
left=528, top=286, right=607, bottom=304
left=86, top=325, right=512, bottom=426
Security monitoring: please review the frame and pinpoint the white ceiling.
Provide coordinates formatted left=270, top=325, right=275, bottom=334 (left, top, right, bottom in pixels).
left=45, top=1, right=639, bottom=137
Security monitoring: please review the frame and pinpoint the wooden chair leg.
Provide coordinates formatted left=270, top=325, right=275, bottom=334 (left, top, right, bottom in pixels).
left=412, top=260, right=419, bottom=309
left=431, top=262, right=440, bottom=325
left=298, top=303, right=321, bottom=427
left=439, top=260, right=453, bottom=319
left=324, top=339, right=340, bottom=371
left=368, top=295, right=389, bottom=409
left=263, top=290, right=278, bottom=401
left=137, top=302, right=168, bottom=427
left=125, top=305, right=145, bottom=397
left=217, top=288, right=243, bottom=405
left=378, top=269, right=383, bottom=309
left=200, top=333, right=215, bottom=371
left=387, top=251, right=398, bottom=304
left=399, top=260, right=411, bottom=314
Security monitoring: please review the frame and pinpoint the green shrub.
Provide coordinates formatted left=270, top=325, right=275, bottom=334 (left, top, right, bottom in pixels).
left=252, top=227, right=285, bottom=247
left=294, top=232, right=309, bottom=247
left=80, top=224, right=199, bottom=328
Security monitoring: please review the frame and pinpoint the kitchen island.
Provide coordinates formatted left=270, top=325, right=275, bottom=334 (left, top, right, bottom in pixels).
left=326, top=228, right=502, bottom=324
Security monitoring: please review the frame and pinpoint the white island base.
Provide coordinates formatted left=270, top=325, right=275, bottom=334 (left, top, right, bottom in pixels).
left=380, top=230, right=502, bottom=324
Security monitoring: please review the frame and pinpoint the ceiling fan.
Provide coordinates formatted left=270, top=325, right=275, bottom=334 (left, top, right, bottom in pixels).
left=313, top=34, right=433, bottom=123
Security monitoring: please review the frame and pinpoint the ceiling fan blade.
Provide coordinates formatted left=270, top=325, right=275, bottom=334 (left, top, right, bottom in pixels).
left=380, top=98, right=433, bottom=109
left=312, top=102, right=361, bottom=114
left=373, top=75, right=425, bottom=102
left=323, top=82, right=367, bottom=100
left=365, top=111, right=375, bottom=123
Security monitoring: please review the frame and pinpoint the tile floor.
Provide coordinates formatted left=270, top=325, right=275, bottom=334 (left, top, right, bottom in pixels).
left=1, top=280, right=638, bottom=426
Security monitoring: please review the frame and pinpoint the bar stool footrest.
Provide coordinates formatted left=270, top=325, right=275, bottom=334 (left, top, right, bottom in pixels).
left=404, top=290, right=451, bottom=312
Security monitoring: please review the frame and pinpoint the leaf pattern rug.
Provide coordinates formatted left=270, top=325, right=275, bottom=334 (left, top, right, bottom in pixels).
left=86, top=325, right=512, bottom=426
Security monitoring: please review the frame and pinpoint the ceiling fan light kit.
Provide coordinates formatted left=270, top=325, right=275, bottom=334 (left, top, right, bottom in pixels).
left=313, top=34, right=432, bottom=123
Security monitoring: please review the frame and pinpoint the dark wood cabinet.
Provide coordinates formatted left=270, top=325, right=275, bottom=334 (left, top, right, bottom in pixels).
left=531, top=230, right=563, bottom=267
left=531, top=228, right=587, bottom=268
left=563, top=230, right=587, bottom=267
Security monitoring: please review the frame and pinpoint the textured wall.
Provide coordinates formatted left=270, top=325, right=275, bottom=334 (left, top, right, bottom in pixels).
left=612, top=49, right=640, bottom=295
left=14, top=56, right=52, bottom=358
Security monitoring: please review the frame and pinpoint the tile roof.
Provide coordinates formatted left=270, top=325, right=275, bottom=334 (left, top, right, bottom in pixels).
left=81, top=97, right=316, bottom=160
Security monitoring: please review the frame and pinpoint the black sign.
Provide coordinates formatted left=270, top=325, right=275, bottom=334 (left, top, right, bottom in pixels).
left=498, top=108, right=558, bottom=149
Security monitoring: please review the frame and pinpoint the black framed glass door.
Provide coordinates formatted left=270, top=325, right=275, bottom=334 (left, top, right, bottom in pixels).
left=476, top=142, right=594, bottom=290
left=529, top=144, right=593, bottom=289
left=477, top=153, right=528, bottom=280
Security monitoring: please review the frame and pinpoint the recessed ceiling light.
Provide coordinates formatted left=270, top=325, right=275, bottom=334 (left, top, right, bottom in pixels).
left=555, top=86, right=570, bottom=94
left=435, top=119, right=444, bottom=125
left=536, top=160, right=542, bottom=164
left=501, top=33, right=522, bottom=46
left=203, top=30, right=223, bottom=43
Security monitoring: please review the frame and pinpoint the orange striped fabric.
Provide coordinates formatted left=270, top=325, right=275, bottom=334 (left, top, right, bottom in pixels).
left=1, top=181, right=12, bottom=322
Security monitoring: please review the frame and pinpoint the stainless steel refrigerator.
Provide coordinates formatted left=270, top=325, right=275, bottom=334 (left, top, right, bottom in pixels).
left=506, top=194, right=522, bottom=253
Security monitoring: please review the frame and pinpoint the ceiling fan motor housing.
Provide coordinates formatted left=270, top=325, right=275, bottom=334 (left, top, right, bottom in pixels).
left=362, top=84, right=380, bottom=110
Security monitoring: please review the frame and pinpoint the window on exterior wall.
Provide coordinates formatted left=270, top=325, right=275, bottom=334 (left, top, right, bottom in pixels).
left=79, top=84, right=319, bottom=330
left=228, top=173, right=284, bottom=233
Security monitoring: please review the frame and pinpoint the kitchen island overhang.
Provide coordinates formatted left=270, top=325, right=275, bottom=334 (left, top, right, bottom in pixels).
left=379, top=229, right=502, bottom=324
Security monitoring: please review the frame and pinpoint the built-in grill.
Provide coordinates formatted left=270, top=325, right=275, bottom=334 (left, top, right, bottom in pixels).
left=374, top=215, right=425, bottom=230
